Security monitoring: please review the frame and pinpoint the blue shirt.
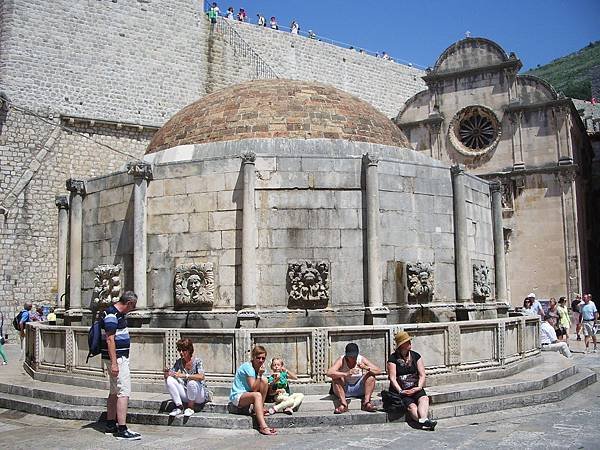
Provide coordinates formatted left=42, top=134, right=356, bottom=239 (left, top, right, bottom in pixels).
left=230, top=362, right=259, bottom=402
left=580, top=302, right=597, bottom=321
left=100, top=305, right=130, bottom=359
left=19, top=310, right=30, bottom=324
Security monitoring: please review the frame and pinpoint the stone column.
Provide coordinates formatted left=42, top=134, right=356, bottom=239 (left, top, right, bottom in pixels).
left=451, top=165, right=470, bottom=303
left=55, top=195, right=69, bottom=311
left=365, top=153, right=388, bottom=325
left=65, top=179, right=85, bottom=323
left=489, top=182, right=508, bottom=303
left=238, top=152, right=259, bottom=326
left=127, top=161, right=152, bottom=313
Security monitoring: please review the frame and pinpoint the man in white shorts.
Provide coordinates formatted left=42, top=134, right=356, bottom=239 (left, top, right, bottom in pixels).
left=540, top=319, right=572, bottom=358
left=101, top=291, right=140, bottom=440
left=579, top=294, right=598, bottom=353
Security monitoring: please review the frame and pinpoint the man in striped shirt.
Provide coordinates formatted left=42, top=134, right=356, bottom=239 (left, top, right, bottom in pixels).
left=101, top=291, right=140, bottom=440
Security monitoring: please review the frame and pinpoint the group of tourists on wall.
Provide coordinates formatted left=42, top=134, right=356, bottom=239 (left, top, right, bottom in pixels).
left=163, top=331, right=437, bottom=436
left=523, top=292, right=598, bottom=358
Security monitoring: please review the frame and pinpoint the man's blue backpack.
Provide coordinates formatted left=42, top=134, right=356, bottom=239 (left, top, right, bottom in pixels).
left=87, top=317, right=102, bottom=363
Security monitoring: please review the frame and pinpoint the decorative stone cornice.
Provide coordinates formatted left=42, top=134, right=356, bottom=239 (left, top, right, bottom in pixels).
left=240, top=151, right=256, bottom=164
left=55, top=195, right=69, bottom=210
left=126, top=161, right=153, bottom=180
left=66, top=179, right=86, bottom=196
left=423, top=59, right=522, bottom=84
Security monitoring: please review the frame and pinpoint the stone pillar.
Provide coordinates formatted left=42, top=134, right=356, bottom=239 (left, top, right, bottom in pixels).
left=451, top=165, right=470, bottom=303
left=127, top=161, right=152, bottom=309
left=365, top=153, right=389, bottom=325
left=238, top=152, right=259, bottom=326
left=55, top=195, right=69, bottom=311
left=65, top=179, right=85, bottom=323
left=489, top=182, right=508, bottom=303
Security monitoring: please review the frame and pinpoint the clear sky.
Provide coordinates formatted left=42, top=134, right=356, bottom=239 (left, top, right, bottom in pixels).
left=208, top=0, right=600, bottom=70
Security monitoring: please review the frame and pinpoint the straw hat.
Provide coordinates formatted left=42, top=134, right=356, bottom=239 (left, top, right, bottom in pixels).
left=394, top=331, right=411, bottom=347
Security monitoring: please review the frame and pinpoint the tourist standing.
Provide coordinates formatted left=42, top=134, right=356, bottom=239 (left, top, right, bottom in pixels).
left=290, top=20, right=299, bottom=35
left=557, top=297, right=570, bottom=341
left=527, top=293, right=545, bottom=319
left=270, top=16, right=279, bottom=30
left=256, top=14, right=266, bottom=27
left=207, top=2, right=220, bottom=25
left=101, top=291, right=141, bottom=440
left=226, top=6, right=234, bottom=20
left=579, top=294, right=598, bottom=353
left=46, top=308, right=57, bottom=325
left=18, top=302, right=32, bottom=361
left=571, top=294, right=583, bottom=340
left=237, top=8, right=247, bottom=22
left=0, top=312, right=7, bottom=365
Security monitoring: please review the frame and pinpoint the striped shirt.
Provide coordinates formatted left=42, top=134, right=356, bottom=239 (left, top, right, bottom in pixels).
left=100, top=305, right=130, bottom=359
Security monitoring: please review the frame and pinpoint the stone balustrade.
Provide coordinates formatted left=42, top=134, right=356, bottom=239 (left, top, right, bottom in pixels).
left=25, top=317, right=540, bottom=389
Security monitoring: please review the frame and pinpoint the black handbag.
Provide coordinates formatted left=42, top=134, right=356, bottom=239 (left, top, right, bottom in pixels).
left=381, top=389, right=405, bottom=413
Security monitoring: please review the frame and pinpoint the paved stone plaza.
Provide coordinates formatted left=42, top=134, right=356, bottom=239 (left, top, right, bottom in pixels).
left=0, top=341, right=598, bottom=449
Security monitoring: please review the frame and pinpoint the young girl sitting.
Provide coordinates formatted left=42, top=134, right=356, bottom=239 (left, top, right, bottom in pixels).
left=265, top=358, right=304, bottom=415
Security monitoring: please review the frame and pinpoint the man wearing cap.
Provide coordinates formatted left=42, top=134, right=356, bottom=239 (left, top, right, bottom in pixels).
left=326, top=342, right=381, bottom=414
left=388, top=331, right=437, bottom=430
left=527, top=293, right=545, bottom=319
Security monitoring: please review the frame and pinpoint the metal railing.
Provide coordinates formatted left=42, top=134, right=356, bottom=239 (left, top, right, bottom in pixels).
left=203, top=2, right=424, bottom=69
left=204, top=2, right=279, bottom=80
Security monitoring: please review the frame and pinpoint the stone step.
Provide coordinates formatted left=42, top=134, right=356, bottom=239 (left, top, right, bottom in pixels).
left=0, top=368, right=595, bottom=430
left=429, top=368, right=597, bottom=420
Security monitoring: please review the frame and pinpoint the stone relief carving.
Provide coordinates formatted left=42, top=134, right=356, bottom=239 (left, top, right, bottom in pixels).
left=473, top=262, right=492, bottom=301
left=406, top=262, right=434, bottom=303
left=287, top=260, right=329, bottom=308
left=92, top=264, right=122, bottom=309
left=174, top=263, right=215, bottom=308
left=501, top=180, right=514, bottom=212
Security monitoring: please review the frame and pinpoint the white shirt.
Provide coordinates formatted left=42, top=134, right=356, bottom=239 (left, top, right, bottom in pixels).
left=531, top=300, right=544, bottom=317
left=540, top=321, right=558, bottom=345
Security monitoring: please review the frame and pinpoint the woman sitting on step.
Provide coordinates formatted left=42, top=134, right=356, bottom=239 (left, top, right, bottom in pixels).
left=164, top=338, right=209, bottom=418
left=387, top=331, right=437, bottom=430
left=228, top=345, right=277, bottom=435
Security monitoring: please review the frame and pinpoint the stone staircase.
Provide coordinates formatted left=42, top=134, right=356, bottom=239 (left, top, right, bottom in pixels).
left=0, top=352, right=595, bottom=430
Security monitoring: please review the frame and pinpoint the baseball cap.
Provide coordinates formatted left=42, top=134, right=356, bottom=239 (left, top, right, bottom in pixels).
left=526, top=292, right=535, bottom=299
left=345, top=343, right=359, bottom=358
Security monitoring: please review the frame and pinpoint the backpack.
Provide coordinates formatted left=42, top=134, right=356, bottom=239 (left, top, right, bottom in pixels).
left=13, top=310, right=24, bottom=331
left=86, top=314, right=103, bottom=363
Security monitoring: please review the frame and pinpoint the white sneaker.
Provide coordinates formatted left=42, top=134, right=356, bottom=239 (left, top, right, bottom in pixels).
left=183, top=408, right=194, bottom=417
left=169, top=407, right=183, bottom=417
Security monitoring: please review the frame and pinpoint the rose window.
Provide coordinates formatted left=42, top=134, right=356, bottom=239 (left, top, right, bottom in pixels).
left=448, top=106, right=501, bottom=157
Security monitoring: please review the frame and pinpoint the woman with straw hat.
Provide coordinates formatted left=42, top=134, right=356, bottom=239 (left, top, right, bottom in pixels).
left=387, top=331, right=437, bottom=430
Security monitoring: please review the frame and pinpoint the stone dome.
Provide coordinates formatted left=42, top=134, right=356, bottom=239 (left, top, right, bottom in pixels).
left=146, top=79, right=409, bottom=154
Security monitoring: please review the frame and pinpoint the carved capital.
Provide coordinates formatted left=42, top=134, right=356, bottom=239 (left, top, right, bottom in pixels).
left=489, top=181, right=503, bottom=195
left=241, top=151, right=256, bottom=164
left=55, top=195, right=69, bottom=210
left=365, top=152, right=380, bottom=166
left=558, top=168, right=576, bottom=184
left=66, top=179, right=86, bottom=196
left=450, top=164, right=464, bottom=177
left=127, top=161, right=153, bottom=180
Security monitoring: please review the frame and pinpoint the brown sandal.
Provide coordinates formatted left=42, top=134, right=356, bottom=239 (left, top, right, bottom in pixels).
left=361, top=401, right=377, bottom=412
left=334, top=403, right=348, bottom=414
left=258, top=427, right=278, bottom=436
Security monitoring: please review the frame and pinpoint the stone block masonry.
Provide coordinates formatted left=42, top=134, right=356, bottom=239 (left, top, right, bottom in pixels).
left=0, top=1, right=427, bottom=329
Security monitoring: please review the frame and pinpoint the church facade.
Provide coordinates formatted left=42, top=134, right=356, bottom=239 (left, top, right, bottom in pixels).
left=396, top=38, right=596, bottom=303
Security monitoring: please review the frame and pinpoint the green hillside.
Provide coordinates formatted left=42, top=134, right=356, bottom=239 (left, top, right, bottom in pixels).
left=526, top=41, right=600, bottom=100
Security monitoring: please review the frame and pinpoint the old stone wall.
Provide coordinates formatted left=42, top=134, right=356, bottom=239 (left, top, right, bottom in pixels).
left=0, top=106, right=151, bottom=333
left=222, top=20, right=426, bottom=118
left=0, top=0, right=426, bottom=328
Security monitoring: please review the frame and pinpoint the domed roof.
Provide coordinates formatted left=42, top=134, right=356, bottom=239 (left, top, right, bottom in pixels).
left=146, top=79, right=409, bottom=154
